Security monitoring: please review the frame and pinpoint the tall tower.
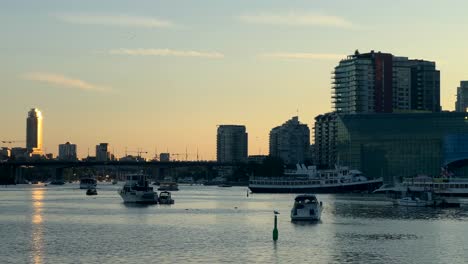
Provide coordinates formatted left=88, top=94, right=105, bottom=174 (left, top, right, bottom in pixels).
left=26, top=108, right=43, bottom=154
left=216, top=125, right=248, bottom=163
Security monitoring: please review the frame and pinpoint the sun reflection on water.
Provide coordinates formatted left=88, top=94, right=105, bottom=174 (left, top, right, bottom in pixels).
left=31, top=188, right=44, bottom=264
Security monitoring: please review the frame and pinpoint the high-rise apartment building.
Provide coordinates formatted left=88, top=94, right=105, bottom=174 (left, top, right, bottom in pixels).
left=314, top=113, right=338, bottom=167
left=269, top=116, right=310, bottom=165
left=26, top=108, right=43, bottom=155
left=332, top=50, right=440, bottom=114
left=216, top=125, right=248, bottom=163
left=96, top=143, right=110, bottom=161
left=58, top=142, right=77, bottom=161
left=455, top=81, right=468, bottom=112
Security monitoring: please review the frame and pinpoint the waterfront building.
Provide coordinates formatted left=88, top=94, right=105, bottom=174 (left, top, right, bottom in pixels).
left=26, top=108, right=43, bottom=155
left=333, top=50, right=440, bottom=114
left=455, top=81, right=468, bottom=112
left=269, top=116, right=310, bottom=165
left=58, top=142, right=77, bottom=161
left=216, top=125, right=248, bottom=163
left=335, top=112, right=468, bottom=184
left=96, top=143, right=110, bottom=161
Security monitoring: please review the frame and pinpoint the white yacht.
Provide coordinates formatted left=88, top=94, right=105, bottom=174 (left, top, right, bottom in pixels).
left=249, top=164, right=382, bottom=193
left=80, top=177, right=97, bottom=189
left=290, top=194, right=323, bottom=221
left=118, top=174, right=158, bottom=204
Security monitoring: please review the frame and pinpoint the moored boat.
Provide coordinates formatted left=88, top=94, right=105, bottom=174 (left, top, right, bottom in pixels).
left=158, top=182, right=179, bottom=191
left=119, top=174, right=158, bottom=204
left=291, top=194, right=323, bottom=221
left=375, top=174, right=468, bottom=197
left=80, top=177, right=97, bottom=189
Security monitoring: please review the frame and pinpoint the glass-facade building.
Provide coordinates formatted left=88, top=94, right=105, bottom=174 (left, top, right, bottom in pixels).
left=335, top=112, right=468, bottom=184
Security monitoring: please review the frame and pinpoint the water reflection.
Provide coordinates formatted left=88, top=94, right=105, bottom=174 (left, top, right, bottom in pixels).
left=31, top=188, right=44, bottom=264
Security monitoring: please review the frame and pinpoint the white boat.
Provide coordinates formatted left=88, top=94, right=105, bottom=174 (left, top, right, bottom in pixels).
left=397, top=196, right=432, bottom=207
left=158, top=182, right=179, bottom=191
left=118, top=174, right=158, bottom=204
left=375, top=174, right=468, bottom=197
left=80, top=177, right=97, bottom=189
left=249, top=164, right=382, bottom=193
left=291, top=194, right=323, bottom=221
left=158, top=191, right=175, bottom=204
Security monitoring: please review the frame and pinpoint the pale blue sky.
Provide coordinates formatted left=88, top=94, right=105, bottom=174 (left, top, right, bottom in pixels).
left=1, top=0, right=468, bottom=159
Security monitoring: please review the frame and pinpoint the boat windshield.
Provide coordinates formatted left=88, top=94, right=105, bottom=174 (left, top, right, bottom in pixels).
left=295, top=196, right=318, bottom=203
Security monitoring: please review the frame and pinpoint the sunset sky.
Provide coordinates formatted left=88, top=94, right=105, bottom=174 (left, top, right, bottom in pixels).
left=2, top=0, right=468, bottom=160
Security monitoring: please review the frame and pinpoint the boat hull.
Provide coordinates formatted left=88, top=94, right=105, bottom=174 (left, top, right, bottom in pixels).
left=119, top=192, right=158, bottom=204
left=249, top=180, right=382, bottom=194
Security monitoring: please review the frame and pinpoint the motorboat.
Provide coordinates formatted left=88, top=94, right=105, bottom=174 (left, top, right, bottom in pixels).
left=112, top=179, right=118, bottom=185
left=397, top=196, right=431, bottom=207
left=290, top=194, right=323, bottom=221
left=86, top=188, right=98, bottom=196
left=80, top=177, right=97, bottom=189
left=119, top=174, right=158, bottom=204
left=249, top=164, right=382, bottom=193
left=50, top=180, right=65, bottom=185
left=158, top=191, right=175, bottom=204
left=158, top=182, right=179, bottom=191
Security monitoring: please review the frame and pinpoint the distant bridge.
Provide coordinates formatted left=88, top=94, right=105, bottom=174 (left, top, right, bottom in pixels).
left=0, top=160, right=236, bottom=184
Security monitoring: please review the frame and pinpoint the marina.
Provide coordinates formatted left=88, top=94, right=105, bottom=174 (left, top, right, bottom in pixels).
left=2, top=184, right=468, bottom=263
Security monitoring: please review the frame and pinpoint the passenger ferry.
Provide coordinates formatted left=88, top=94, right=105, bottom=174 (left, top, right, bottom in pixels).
left=119, top=174, right=158, bottom=204
left=249, top=164, right=382, bottom=193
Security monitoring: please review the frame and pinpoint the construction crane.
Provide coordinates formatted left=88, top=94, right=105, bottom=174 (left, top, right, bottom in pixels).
left=1, top=140, right=25, bottom=146
left=124, top=148, right=148, bottom=158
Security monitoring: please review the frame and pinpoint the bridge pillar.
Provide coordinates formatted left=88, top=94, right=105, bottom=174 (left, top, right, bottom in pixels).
left=0, top=164, right=16, bottom=185
left=15, top=166, right=25, bottom=184
left=52, top=167, right=64, bottom=182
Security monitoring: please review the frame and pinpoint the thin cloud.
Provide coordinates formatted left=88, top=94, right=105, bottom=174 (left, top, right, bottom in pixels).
left=23, top=72, right=112, bottom=93
left=54, top=13, right=174, bottom=28
left=239, top=12, right=356, bottom=29
left=260, top=52, right=345, bottom=60
left=109, top=48, right=225, bottom=59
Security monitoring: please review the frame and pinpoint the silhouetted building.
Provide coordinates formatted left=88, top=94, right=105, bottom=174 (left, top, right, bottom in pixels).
left=96, top=143, right=110, bottom=161
left=58, top=142, right=77, bottom=161
left=217, top=125, right=248, bottom=163
left=314, top=113, right=338, bottom=167
left=333, top=50, right=440, bottom=114
left=0, top=147, right=11, bottom=159
left=160, top=153, right=170, bottom=162
left=11, top=147, right=27, bottom=160
left=269, top=116, right=310, bottom=165
left=26, top=108, right=43, bottom=155
left=455, top=81, right=468, bottom=112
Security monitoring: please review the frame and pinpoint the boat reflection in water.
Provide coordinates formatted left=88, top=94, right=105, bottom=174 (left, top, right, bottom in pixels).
left=31, top=188, right=45, bottom=264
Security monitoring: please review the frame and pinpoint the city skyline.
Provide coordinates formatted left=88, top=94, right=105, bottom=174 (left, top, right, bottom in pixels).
left=2, top=1, right=468, bottom=159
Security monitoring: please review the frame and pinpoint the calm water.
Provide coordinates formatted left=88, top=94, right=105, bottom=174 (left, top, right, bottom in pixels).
left=1, top=184, right=468, bottom=264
